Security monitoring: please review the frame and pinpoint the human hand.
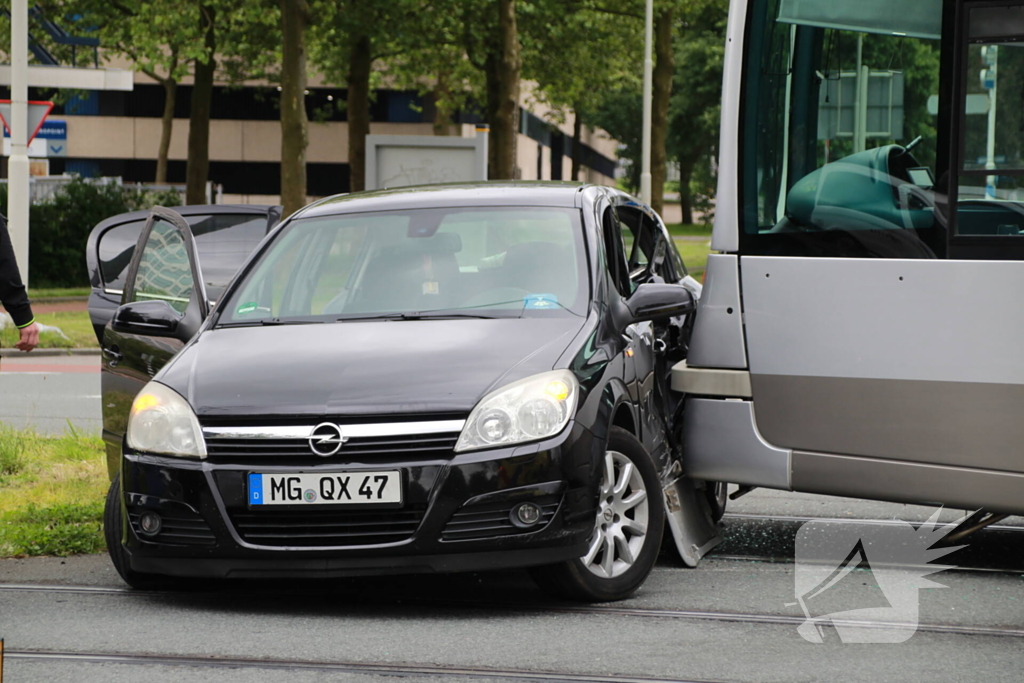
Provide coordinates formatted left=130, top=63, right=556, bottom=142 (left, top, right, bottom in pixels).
left=16, top=322, right=39, bottom=352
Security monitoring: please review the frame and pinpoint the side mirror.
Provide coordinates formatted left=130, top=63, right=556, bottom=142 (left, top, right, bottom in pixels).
left=620, top=283, right=696, bottom=328
left=111, top=300, right=182, bottom=337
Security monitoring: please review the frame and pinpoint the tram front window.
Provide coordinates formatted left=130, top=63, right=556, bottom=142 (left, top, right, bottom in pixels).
left=741, top=0, right=945, bottom=257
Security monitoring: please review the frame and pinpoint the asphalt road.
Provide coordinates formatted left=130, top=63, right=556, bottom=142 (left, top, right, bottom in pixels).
left=0, top=354, right=101, bottom=435
left=1, top=356, right=1021, bottom=680
left=1, top=490, right=1022, bottom=683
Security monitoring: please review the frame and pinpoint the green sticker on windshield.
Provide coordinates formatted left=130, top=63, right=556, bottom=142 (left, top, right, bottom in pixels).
left=236, top=301, right=259, bottom=315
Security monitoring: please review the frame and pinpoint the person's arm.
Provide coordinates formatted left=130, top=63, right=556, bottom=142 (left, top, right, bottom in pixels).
left=0, top=214, right=38, bottom=350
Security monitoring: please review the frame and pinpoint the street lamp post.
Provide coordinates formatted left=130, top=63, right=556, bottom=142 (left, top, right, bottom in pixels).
left=9, top=0, right=31, bottom=285
left=640, top=0, right=653, bottom=205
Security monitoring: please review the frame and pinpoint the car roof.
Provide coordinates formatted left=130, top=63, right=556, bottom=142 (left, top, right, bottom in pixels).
left=296, top=182, right=592, bottom=219
left=90, top=204, right=279, bottom=232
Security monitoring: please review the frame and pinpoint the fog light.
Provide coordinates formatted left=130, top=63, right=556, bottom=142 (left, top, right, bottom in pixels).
left=139, top=511, right=162, bottom=536
left=511, top=502, right=543, bottom=528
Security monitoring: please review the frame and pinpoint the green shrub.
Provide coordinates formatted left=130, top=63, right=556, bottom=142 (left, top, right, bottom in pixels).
left=0, top=177, right=182, bottom=288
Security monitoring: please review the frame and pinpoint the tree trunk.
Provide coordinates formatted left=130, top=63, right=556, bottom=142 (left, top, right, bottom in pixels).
left=347, top=34, right=372, bottom=192
left=155, top=77, right=177, bottom=185
left=571, top=108, right=583, bottom=181
left=280, top=0, right=309, bottom=218
left=485, top=0, right=520, bottom=180
left=186, top=5, right=216, bottom=205
left=432, top=68, right=451, bottom=136
left=678, top=159, right=695, bottom=226
left=651, top=7, right=673, bottom=216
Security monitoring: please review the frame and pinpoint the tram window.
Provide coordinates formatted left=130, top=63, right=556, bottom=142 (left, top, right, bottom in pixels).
left=740, top=0, right=945, bottom=258
left=954, top=6, right=1024, bottom=240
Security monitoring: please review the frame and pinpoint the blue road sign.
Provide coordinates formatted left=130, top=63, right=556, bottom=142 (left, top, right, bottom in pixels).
left=3, top=118, right=66, bottom=156
left=36, top=121, right=66, bottom=140
left=43, top=120, right=66, bottom=157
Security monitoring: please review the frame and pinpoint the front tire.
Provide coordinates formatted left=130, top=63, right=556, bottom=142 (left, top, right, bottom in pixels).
left=531, top=427, right=665, bottom=601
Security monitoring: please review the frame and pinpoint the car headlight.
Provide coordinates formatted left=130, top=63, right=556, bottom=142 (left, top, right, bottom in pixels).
left=126, top=381, right=207, bottom=459
left=455, top=370, right=578, bottom=452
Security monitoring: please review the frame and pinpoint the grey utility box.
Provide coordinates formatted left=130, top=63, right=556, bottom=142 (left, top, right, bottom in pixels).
left=364, top=133, right=488, bottom=190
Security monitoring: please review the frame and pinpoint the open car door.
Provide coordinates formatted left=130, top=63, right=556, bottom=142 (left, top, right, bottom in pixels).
left=100, top=207, right=209, bottom=479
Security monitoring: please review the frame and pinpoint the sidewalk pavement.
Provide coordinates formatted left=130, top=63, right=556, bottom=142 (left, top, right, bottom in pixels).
left=0, top=354, right=101, bottom=435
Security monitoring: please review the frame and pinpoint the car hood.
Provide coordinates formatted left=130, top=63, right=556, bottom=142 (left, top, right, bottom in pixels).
left=158, top=317, right=586, bottom=418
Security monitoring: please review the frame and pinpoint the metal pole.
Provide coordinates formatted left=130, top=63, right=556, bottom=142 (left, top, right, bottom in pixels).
left=985, top=46, right=999, bottom=200
left=853, top=34, right=865, bottom=154
left=9, top=0, right=31, bottom=286
left=640, top=0, right=653, bottom=204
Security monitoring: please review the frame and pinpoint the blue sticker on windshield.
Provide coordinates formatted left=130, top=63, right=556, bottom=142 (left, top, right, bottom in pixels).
left=524, top=293, right=559, bottom=309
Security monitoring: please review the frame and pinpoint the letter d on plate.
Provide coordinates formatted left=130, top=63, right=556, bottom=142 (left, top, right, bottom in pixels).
left=249, top=474, right=263, bottom=505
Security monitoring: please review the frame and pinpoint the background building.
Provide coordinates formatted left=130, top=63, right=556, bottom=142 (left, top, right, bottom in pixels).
left=2, top=63, right=620, bottom=204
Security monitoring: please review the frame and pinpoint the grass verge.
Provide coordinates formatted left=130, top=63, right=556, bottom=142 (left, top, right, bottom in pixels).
left=1, top=310, right=97, bottom=349
left=665, top=223, right=713, bottom=238
left=0, top=425, right=107, bottom=557
left=28, top=287, right=91, bottom=300
left=675, top=238, right=711, bottom=280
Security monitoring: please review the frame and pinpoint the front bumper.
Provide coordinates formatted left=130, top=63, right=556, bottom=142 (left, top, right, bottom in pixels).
left=119, top=422, right=600, bottom=579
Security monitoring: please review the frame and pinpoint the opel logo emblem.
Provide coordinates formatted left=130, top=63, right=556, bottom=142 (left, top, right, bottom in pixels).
left=309, top=422, right=347, bottom=457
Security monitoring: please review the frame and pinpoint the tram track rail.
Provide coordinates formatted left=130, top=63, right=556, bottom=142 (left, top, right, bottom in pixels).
left=2, top=582, right=1022, bottom=640
left=0, top=648, right=715, bottom=683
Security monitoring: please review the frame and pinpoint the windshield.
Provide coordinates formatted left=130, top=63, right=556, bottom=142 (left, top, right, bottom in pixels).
left=219, top=206, right=588, bottom=324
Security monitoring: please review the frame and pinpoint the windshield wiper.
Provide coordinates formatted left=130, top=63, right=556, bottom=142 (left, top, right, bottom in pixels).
left=336, top=312, right=500, bottom=322
left=218, top=318, right=323, bottom=328
left=260, top=318, right=323, bottom=325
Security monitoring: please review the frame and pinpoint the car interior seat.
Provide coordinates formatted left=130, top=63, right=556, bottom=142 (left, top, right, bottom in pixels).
left=343, top=232, right=462, bottom=314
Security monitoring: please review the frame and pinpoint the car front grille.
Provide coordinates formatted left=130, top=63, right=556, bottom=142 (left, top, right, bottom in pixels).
left=128, top=506, right=217, bottom=546
left=441, top=495, right=561, bottom=542
left=230, top=504, right=428, bottom=547
left=199, top=417, right=464, bottom=465
left=204, top=434, right=459, bottom=461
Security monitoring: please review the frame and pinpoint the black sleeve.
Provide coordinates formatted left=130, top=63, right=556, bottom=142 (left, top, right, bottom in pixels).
left=0, top=213, right=35, bottom=328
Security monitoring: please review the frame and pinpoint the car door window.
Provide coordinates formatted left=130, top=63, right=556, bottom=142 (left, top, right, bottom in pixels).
left=99, top=220, right=147, bottom=292
left=616, top=206, right=680, bottom=285
left=615, top=206, right=649, bottom=277
left=128, top=219, right=195, bottom=314
left=602, top=207, right=633, bottom=296
left=99, top=214, right=268, bottom=296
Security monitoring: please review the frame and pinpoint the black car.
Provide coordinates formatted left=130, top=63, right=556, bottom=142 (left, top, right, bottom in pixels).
left=86, top=204, right=282, bottom=344
left=100, top=182, right=706, bottom=601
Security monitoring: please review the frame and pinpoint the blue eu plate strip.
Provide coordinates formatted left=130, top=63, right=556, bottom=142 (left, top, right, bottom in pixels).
left=249, top=474, right=264, bottom=505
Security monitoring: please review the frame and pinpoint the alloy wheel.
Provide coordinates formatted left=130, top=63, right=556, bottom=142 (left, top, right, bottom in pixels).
left=582, top=450, right=650, bottom=579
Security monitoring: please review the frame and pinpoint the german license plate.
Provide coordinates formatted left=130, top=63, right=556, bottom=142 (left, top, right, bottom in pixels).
left=248, top=471, right=402, bottom=506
